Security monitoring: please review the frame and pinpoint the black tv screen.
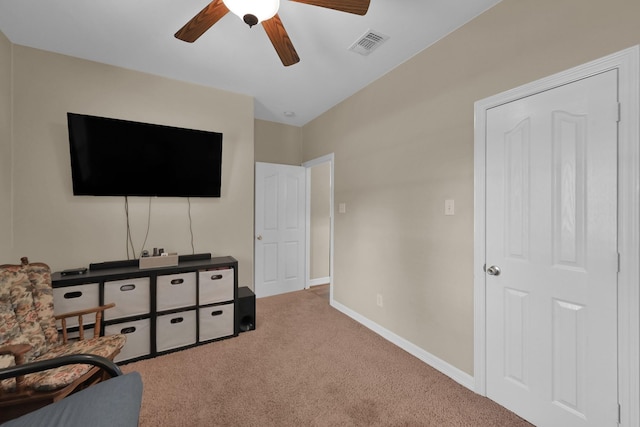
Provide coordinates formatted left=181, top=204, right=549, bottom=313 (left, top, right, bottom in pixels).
left=67, top=113, right=222, bottom=197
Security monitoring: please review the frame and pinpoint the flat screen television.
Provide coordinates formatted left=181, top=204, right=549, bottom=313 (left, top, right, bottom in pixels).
left=67, top=113, right=223, bottom=197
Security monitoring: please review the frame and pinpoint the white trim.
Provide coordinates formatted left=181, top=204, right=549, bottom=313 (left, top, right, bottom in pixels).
left=303, top=154, right=335, bottom=301
left=302, top=153, right=334, bottom=168
left=331, top=300, right=475, bottom=390
left=304, top=164, right=311, bottom=290
left=473, top=106, right=487, bottom=395
left=473, top=45, right=639, bottom=426
left=309, top=277, right=330, bottom=287
left=617, top=45, right=640, bottom=427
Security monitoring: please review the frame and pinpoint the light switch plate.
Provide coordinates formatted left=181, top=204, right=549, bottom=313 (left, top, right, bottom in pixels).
left=445, top=199, right=455, bottom=216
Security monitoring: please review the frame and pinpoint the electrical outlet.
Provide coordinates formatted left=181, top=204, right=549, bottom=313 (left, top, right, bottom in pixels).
left=376, top=294, right=383, bottom=307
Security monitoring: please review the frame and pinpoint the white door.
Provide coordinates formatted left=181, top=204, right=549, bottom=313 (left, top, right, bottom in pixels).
left=255, top=162, right=306, bottom=298
left=485, top=70, right=619, bottom=426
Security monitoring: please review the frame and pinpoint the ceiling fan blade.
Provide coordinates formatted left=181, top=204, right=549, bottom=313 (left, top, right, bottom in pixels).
left=262, top=14, right=300, bottom=67
left=175, top=0, right=230, bottom=43
left=289, top=0, right=370, bottom=15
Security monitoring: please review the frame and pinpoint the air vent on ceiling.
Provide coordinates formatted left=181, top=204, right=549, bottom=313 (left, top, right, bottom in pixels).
left=348, top=30, right=390, bottom=56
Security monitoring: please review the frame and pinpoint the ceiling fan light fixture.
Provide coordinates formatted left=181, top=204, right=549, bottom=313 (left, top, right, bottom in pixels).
left=223, top=0, right=280, bottom=27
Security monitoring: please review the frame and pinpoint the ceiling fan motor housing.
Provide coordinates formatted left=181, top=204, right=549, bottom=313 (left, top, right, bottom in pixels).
left=243, top=14, right=259, bottom=27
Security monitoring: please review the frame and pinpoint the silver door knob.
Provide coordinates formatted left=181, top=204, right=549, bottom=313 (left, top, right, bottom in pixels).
left=256, top=235, right=263, bottom=240
left=486, top=265, right=501, bottom=276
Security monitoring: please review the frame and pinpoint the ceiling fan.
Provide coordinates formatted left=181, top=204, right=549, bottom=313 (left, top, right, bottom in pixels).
left=175, top=0, right=371, bottom=66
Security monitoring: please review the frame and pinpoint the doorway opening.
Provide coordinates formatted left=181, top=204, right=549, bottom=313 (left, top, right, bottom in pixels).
left=304, top=154, right=334, bottom=303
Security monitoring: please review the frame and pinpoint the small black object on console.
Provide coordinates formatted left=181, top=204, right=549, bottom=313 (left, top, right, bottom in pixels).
left=60, top=267, right=88, bottom=276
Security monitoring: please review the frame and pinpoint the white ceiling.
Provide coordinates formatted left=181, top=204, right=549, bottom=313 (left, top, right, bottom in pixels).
left=0, top=0, right=500, bottom=126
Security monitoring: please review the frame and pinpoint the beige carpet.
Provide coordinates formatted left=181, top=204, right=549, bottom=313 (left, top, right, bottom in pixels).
left=122, top=289, right=532, bottom=426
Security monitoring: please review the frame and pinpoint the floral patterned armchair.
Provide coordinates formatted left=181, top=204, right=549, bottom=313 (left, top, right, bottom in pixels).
left=0, top=257, right=126, bottom=422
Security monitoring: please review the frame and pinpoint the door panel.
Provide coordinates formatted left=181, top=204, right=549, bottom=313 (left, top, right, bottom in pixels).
left=503, top=287, right=529, bottom=389
left=485, top=70, right=618, bottom=426
left=255, top=162, right=306, bottom=298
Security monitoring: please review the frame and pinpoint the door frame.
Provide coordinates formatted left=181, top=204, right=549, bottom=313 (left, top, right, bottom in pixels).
left=473, top=46, right=639, bottom=426
left=303, top=153, right=335, bottom=301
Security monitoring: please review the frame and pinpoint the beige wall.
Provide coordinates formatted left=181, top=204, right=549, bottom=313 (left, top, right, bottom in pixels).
left=254, top=119, right=302, bottom=166
left=0, top=32, right=11, bottom=262
left=9, top=46, right=255, bottom=286
left=302, top=0, right=640, bottom=374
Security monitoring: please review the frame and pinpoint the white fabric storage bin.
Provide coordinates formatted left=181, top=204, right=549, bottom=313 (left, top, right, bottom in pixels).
left=105, top=318, right=151, bottom=363
left=53, top=283, right=100, bottom=328
left=157, top=272, right=196, bottom=311
left=104, top=277, right=150, bottom=320
left=156, top=310, right=196, bottom=352
left=199, top=303, right=234, bottom=342
left=199, top=268, right=234, bottom=305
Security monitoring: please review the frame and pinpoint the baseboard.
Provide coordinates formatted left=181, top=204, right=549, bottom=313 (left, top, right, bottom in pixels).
left=330, top=299, right=475, bottom=391
left=308, top=277, right=330, bottom=287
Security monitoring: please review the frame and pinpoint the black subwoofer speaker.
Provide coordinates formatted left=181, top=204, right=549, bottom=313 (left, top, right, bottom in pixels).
left=237, top=286, right=255, bottom=332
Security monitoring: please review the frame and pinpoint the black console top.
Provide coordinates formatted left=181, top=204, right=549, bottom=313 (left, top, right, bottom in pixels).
left=52, top=255, right=238, bottom=287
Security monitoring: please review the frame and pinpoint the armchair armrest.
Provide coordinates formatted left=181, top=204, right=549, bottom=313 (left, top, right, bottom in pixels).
left=0, top=344, right=31, bottom=360
left=0, top=344, right=33, bottom=391
left=55, top=303, right=116, bottom=343
left=0, top=353, right=124, bottom=403
left=0, top=354, right=122, bottom=382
